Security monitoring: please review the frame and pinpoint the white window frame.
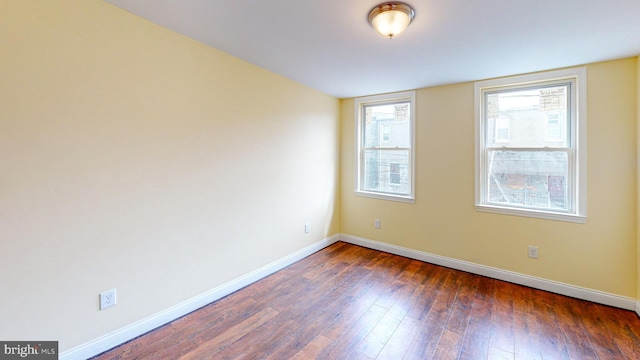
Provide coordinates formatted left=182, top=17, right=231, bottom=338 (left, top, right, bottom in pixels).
left=474, top=68, right=587, bottom=223
left=355, top=91, right=416, bottom=203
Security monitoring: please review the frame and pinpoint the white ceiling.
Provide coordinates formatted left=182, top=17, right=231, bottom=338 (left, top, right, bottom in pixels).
left=103, top=0, right=640, bottom=99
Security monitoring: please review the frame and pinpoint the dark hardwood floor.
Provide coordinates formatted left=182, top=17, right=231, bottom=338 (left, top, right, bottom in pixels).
left=92, top=242, right=640, bottom=359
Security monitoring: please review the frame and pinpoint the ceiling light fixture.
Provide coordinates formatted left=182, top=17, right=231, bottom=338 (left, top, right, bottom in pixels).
left=368, top=2, right=415, bottom=39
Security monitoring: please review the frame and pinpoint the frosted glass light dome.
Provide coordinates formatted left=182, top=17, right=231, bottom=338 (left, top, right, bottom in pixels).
left=368, top=2, right=415, bottom=39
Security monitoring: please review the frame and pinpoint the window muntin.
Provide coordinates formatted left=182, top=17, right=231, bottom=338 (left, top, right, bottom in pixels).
left=475, top=68, right=586, bottom=222
left=355, top=91, right=415, bottom=202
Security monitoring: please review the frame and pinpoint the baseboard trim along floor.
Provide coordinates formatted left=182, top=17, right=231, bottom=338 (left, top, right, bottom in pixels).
left=60, top=235, right=340, bottom=360
left=339, top=234, right=636, bottom=311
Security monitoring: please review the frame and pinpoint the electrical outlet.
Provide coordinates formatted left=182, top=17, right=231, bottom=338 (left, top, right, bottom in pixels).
left=100, top=289, right=117, bottom=310
left=305, top=223, right=310, bottom=234
left=374, top=219, right=381, bottom=229
left=528, top=246, right=539, bottom=259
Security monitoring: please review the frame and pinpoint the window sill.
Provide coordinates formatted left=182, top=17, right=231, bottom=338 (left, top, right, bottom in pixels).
left=475, top=204, right=586, bottom=223
left=356, top=191, right=415, bottom=204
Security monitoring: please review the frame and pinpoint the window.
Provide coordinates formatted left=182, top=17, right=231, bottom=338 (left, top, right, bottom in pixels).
left=355, top=91, right=415, bottom=202
left=474, top=68, right=586, bottom=222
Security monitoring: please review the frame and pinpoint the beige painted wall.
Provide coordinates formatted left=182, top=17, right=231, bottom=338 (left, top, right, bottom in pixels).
left=637, top=56, right=640, bottom=306
left=341, top=58, right=638, bottom=298
left=0, top=0, right=339, bottom=351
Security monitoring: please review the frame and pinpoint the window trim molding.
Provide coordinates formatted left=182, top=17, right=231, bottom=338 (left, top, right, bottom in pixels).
left=474, top=67, right=587, bottom=223
left=354, top=91, right=416, bottom=203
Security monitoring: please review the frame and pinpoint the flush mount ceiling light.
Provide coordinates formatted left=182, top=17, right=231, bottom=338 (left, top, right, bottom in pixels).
left=368, top=2, right=415, bottom=39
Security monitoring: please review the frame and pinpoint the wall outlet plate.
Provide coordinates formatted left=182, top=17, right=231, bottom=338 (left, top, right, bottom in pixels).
left=374, top=219, right=381, bottom=229
left=305, top=223, right=310, bottom=234
left=528, top=246, right=539, bottom=259
left=100, top=289, right=117, bottom=310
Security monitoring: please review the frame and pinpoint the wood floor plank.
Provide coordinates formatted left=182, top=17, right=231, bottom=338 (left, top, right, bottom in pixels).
left=290, top=334, right=333, bottom=360
left=92, top=242, right=640, bottom=360
left=354, top=302, right=406, bottom=358
left=320, top=273, right=386, bottom=341
left=317, top=303, right=388, bottom=359
left=403, top=317, right=445, bottom=360
left=487, top=346, right=514, bottom=360
left=579, top=302, right=630, bottom=359
left=177, top=307, right=279, bottom=360
left=213, top=319, right=301, bottom=360
left=404, top=274, right=462, bottom=360
left=512, top=284, right=534, bottom=315
left=489, top=302, right=515, bottom=354
left=552, top=297, right=599, bottom=360
left=432, top=329, right=464, bottom=360
left=459, top=298, right=493, bottom=360
left=531, top=291, right=570, bottom=360
left=406, top=266, right=447, bottom=321
left=513, top=312, right=543, bottom=360
left=375, top=315, right=420, bottom=360
left=446, top=301, right=473, bottom=336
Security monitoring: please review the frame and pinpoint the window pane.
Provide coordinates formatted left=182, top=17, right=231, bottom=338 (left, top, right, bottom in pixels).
left=364, top=102, right=410, bottom=148
left=363, top=149, right=410, bottom=195
left=487, top=150, right=568, bottom=210
left=486, top=85, right=569, bottom=148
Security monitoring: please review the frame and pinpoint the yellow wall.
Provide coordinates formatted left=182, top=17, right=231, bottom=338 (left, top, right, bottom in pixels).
left=637, top=55, right=640, bottom=308
left=341, top=58, right=638, bottom=298
left=0, top=0, right=339, bottom=351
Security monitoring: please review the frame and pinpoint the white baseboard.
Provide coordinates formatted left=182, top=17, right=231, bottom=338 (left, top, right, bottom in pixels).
left=60, top=235, right=339, bottom=360
left=340, top=234, right=637, bottom=311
